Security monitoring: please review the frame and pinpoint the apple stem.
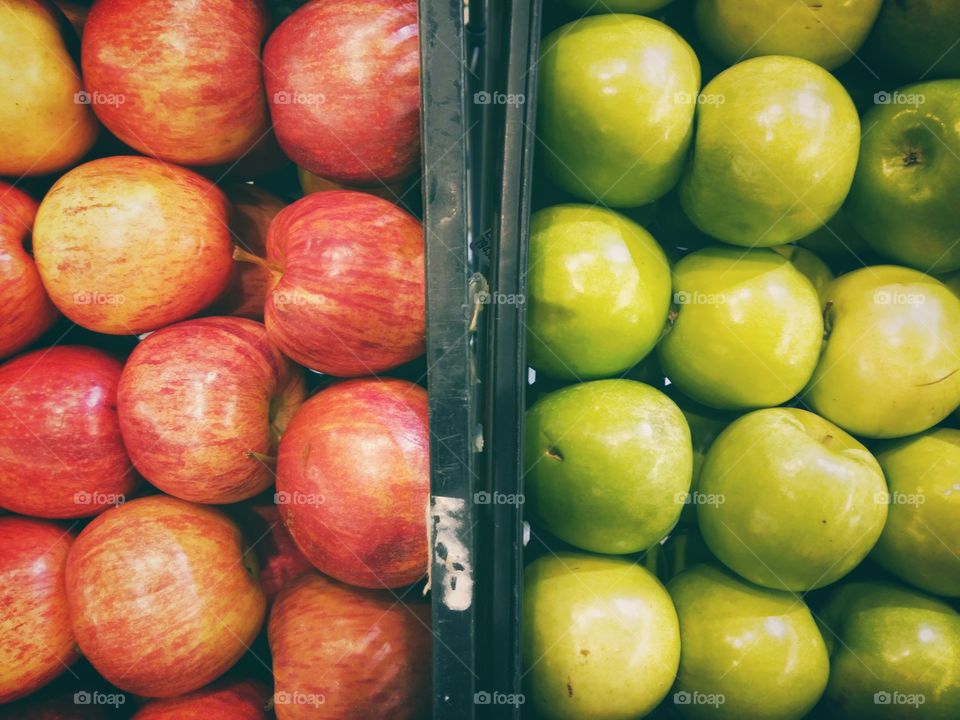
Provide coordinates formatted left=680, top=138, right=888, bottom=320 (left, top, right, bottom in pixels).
left=247, top=451, right=277, bottom=464
left=233, top=245, right=282, bottom=274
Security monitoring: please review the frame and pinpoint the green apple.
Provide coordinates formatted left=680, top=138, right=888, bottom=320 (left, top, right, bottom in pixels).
left=657, top=246, right=823, bottom=410
left=523, top=552, right=680, bottom=720
left=679, top=56, right=860, bottom=247
left=694, top=0, right=882, bottom=70
left=870, top=429, right=960, bottom=598
left=563, top=0, right=673, bottom=14
left=818, top=581, right=960, bottom=719
left=668, top=563, right=829, bottom=720
left=698, top=407, right=888, bottom=591
left=773, top=245, right=835, bottom=294
left=525, top=379, right=692, bottom=554
left=803, top=265, right=960, bottom=438
left=526, top=204, right=671, bottom=379
left=538, top=15, right=700, bottom=207
left=844, top=80, right=960, bottom=273
left=863, top=0, right=960, bottom=80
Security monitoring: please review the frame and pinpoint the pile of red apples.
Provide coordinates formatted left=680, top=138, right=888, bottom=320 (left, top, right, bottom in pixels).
left=0, top=1, right=432, bottom=718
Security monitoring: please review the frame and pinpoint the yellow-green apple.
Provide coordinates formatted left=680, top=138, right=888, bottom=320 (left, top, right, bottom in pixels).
left=863, top=0, right=960, bottom=80
left=0, top=346, right=139, bottom=518
left=538, top=15, right=699, bottom=206
left=0, top=517, right=76, bottom=703
left=232, top=503, right=313, bottom=606
left=269, top=573, right=430, bottom=720
left=263, top=0, right=420, bottom=185
left=694, top=0, right=882, bottom=70
left=81, top=0, right=271, bottom=166
left=774, top=244, right=835, bottom=293
left=657, top=246, right=823, bottom=410
left=523, top=553, right=680, bottom=719
left=276, top=378, right=429, bottom=588
left=0, top=0, right=98, bottom=177
left=818, top=581, right=960, bottom=718
left=845, top=80, right=960, bottom=272
left=33, top=156, right=234, bottom=335
left=118, top=317, right=305, bottom=504
left=209, top=184, right=286, bottom=321
left=524, top=379, right=692, bottom=554
left=562, top=0, right=673, bottom=13
left=804, top=266, right=960, bottom=438
left=680, top=56, right=860, bottom=246
left=262, top=190, right=425, bottom=376
left=0, top=181, right=58, bottom=359
left=526, top=204, right=671, bottom=379
left=668, top=563, right=829, bottom=720
left=132, top=679, right=271, bottom=719
left=65, top=495, right=266, bottom=697
left=869, top=429, right=960, bottom=597
left=698, top=407, right=888, bottom=591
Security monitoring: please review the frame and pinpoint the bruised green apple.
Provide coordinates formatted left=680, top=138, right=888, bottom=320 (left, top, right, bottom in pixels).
left=698, top=408, right=887, bottom=591
left=526, top=205, right=671, bottom=379
left=525, top=379, right=692, bottom=554
left=523, top=553, right=680, bottom=720
left=774, top=245, right=835, bottom=293
left=657, top=246, right=823, bottom=410
left=845, top=80, right=960, bottom=273
left=668, top=564, right=829, bottom=720
left=680, top=56, right=860, bottom=247
left=818, top=582, right=960, bottom=719
left=538, top=15, right=699, bottom=206
left=804, top=266, right=960, bottom=438
left=870, top=429, right=960, bottom=597
left=694, top=0, right=882, bottom=70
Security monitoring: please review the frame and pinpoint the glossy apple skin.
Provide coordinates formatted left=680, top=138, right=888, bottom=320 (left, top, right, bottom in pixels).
left=265, top=190, right=425, bottom=376
left=695, top=0, right=882, bottom=70
left=698, top=408, right=887, bottom=591
left=234, top=503, right=314, bottom=605
left=869, top=429, right=960, bottom=597
left=0, top=0, right=98, bottom=176
left=658, top=246, right=823, bottom=410
left=132, top=679, right=271, bottom=719
left=845, top=81, right=960, bottom=272
left=774, top=244, right=835, bottom=293
left=276, top=379, right=429, bottom=588
left=33, top=156, right=234, bottom=335
left=818, top=582, right=960, bottom=719
left=82, top=0, right=270, bottom=166
left=523, top=553, right=680, bottom=720
left=526, top=205, right=671, bottom=379
left=538, top=15, right=699, bottom=207
left=0, top=181, right=58, bottom=359
left=680, top=56, right=860, bottom=247
left=804, top=266, right=960, bottom=438
left=525, top=380, right=692, bottom=554
left=0, top=346, right=139, bottom=518
left=864, top=0, right=960, bottom=80
left=65, top=495, right=266, bottom=697
left=264, top=0, right=419, bottom=185
left=668, top=564, right=829, bottom=720
left=118, top=317, right=305, bottom=503
left=0, top=517, right=76, bottom=703
left=269, top=573, right=430, bottom=720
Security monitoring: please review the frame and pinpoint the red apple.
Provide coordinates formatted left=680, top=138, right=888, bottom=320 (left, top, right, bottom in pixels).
left=276, top=378, right=429, bottom=588
left=0, top=346, right=139, bottom=518
left=0, top=181, right=58, bottom=359
left=65, top=495, right=266, bottom=697
left=33, top=156, right=234, bottom=335
left=233, top=503, right=314, bottom=606
left=132, top=679, right=271, bottom=719
left=81, top=0, right=271, bottom=166
left=263, top=190, right=425, bottom=376
left=0, top=517, right=77, bottom=703
left=263, top=0, right=420, bottom=185
left=269, top=573, right=431, bottom=719
left=210, top=185, right=286, bottom=321
left=118, top=317, right=305, bottom=504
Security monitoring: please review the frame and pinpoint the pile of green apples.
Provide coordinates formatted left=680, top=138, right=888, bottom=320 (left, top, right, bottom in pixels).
left=520, top=1, right=960, bottom=719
